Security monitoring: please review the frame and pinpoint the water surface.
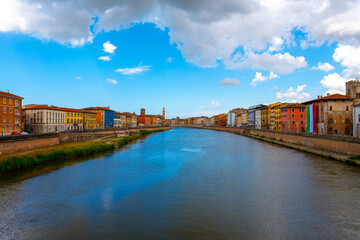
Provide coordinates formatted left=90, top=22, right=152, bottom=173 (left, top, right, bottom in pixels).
left=0, top=128, right=359, bottom=239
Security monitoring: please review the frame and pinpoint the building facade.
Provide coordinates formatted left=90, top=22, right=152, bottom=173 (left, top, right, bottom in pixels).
left=280, top=103, right=305, bottom=132
left=84, top=111, right=98, bottom=130
left=0, top=91, right=23, bottom=135
left=260, top=107, right=269, bottom=130
left=24, top=105, right=66, bottom=133
left=65, top=108, right=83, bottom=130
left=353, top=103, right=360, bottom=137
left=269, top=102, right=282, bottom=131
left=303, top=94, right=353, bottom=135
left=255, top=109, right=262, bottom=129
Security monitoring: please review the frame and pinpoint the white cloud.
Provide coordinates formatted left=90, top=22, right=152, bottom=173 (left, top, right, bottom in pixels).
left=107, top=78, right=117, bottom=84
left=103, top=41, right=117, bottom=54
left=1, top=0, right=360, bottom=71
left=251, top=71, right=279, bottom=86
left=197, top=100, right=223, bottom=110
left=219, top=78, right=240, bottom=86
left=320, top=72, right=346, bottom=94
left=333, top=44, right=360, bottom=78
left=167, top=57, right=173, bottom=63
left=276, top=84, right=310, bottom=102
left=75, top=76, right=81, bottom=80
left=311, top=62, right=335, bottom=72
left=98, top=56, right=112, bottom=61
left=115, top=65, right=151, bottom=75
left=245, top=52, right=307, bottom=74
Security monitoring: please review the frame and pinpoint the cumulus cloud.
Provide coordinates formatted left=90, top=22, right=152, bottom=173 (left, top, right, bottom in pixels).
left=333, top=44, right=360, bottom=78
left=320, top=72, right=346, bottom=94
left=245, top=52, right=307, bottom=74
left=311, top=62, right=335, bottom=72
left=219, top=78, right=240, bottom=86
left=276, top=84, right=310, bottom=102
left=1, top=0, right=360, bottom=72
left=98, top=56, right=112, bottom=61
left=251, top=71, right=278, bottom=86
left=103, top=41, right=117, bottom=54
left=115, top=65, right=151, bottom=75
left=75, top=76, right=81, bottom=80
left=107, top=78, right=117, bottom=84
left=197, top=100, right=223, bottom=110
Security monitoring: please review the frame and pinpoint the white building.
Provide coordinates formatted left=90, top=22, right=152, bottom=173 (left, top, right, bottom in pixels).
left=353, top=103, right=360, bottom=137
left=227, top=112, right=236, bottom=127
left=255, top=109, right=262, bottom=129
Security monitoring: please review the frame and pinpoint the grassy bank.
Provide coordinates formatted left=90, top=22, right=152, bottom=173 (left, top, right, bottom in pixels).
left=0, top=129, right=165, bottom=173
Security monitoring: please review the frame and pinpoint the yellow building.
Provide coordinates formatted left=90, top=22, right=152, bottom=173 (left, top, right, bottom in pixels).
left=64, top=108, right=83, bottom=130
left=269, top=102, right=282, bottom=131
left=83, top=111, right=98, bottom=129
left=261, top=106, right=269, bottom=129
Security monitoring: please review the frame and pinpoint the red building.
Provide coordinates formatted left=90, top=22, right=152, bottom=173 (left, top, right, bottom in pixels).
left=280, top=103, right=305, bottom=132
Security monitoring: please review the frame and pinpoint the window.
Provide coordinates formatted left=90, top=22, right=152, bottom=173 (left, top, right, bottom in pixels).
left=67, top=113, right=69, bottom=116
left=301, top=114, right=303, bottom=117
left=292, top=114, right=294, bottom=117
left=346, top=106, right=349, bottom=111
left=329, top=127, right=332, bottom=132
left=357, top=93, right=360, bottom=98
left=3, top=107, right=5, bottom=113
left=321, top=106, right=323, bottom=111
left=3, top=126, right=5, bottom=132
left=3, top=116, right=5, bottom=122
left=9, top=108, right=12, bottom=113
left=9, top=126, right=12, bottom=131
left=292, top=108, right=294, bottom=112
left=9, top=116, right=12, bottom=122
left=329, top=118, right=333, bottom=124
left=345, top=118, right=350, bottom=124
left=15, top=126, right=18, bottom=131
left=358, top=114, right=360, bottom=122
left=329, top=106, right=332, bottom=111
left=301, top=121, right=303, bottom=124
left=9, top=99, right=12, bottom=104
left=3, top=98, right=6, bottom=104
left=292, top=121, right=295, bottom=125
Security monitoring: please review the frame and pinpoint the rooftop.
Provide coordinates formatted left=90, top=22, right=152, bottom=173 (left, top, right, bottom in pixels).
left=0, top=91, right=23, bottom=100
left=303, top=93, right=353, bottom=104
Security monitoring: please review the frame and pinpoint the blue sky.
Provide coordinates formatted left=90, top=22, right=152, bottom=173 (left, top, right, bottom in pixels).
left=1, top=1, right=359, bottom=118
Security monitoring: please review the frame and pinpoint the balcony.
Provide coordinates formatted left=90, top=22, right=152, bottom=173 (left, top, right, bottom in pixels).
left=15, top=103, right=21, bottom=108
left=15, top=112, right=20, bottom=116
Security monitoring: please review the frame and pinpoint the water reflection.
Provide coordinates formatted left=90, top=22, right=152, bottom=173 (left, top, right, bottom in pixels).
left=0, top=128, right=359, bottom=239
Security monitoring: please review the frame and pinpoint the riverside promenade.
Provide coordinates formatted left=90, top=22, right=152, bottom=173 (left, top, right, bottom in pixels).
left=178, top=125, right=360, bottom=166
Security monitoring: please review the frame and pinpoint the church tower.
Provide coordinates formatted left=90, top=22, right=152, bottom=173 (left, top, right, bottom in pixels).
left=162, top=107, right=165, bottom=119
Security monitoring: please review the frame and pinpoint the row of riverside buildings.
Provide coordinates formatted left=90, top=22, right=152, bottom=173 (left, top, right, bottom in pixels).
left=169, top=80, right=360, bottom=137
left=0, top=91, right=166, bottom=135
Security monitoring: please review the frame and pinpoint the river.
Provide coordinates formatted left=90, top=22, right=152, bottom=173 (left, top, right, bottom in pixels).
left=0, top=127, right=359, bottom=239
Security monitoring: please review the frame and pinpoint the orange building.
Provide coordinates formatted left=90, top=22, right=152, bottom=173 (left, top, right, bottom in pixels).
left=0, top=91, right=23, bottom=134
left=280, top=103, right=306, bottom=132
left=137, top=108, right=163, bottom=127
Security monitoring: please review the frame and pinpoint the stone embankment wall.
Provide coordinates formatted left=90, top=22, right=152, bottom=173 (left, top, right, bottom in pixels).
left=0, top=127, right=171, bottom=156
left=182, top=125, right=360, bottom=156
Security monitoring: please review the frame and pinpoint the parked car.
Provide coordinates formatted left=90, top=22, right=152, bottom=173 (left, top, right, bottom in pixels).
left=21, top=131, right=29, bottom=135
left=11, top=132, right=21, bottom=135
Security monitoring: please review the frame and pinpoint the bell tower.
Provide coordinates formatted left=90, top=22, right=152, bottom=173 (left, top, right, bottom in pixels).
left=162, top=107, right=165, bottom=119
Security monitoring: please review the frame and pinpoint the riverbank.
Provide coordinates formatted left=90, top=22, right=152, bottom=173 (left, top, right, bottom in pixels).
left=0, top=129, right=168, bottom=173
left=180, top=126, right=360, bottom=166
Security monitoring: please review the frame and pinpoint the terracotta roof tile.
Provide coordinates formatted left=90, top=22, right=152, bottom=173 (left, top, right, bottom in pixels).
left=0, top=91, right=23, bottom=99
left=303, top=94, right=353, bottom=104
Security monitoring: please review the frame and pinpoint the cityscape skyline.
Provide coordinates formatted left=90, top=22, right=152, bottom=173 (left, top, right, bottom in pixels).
left=1, top=1, right=360, bottom=118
